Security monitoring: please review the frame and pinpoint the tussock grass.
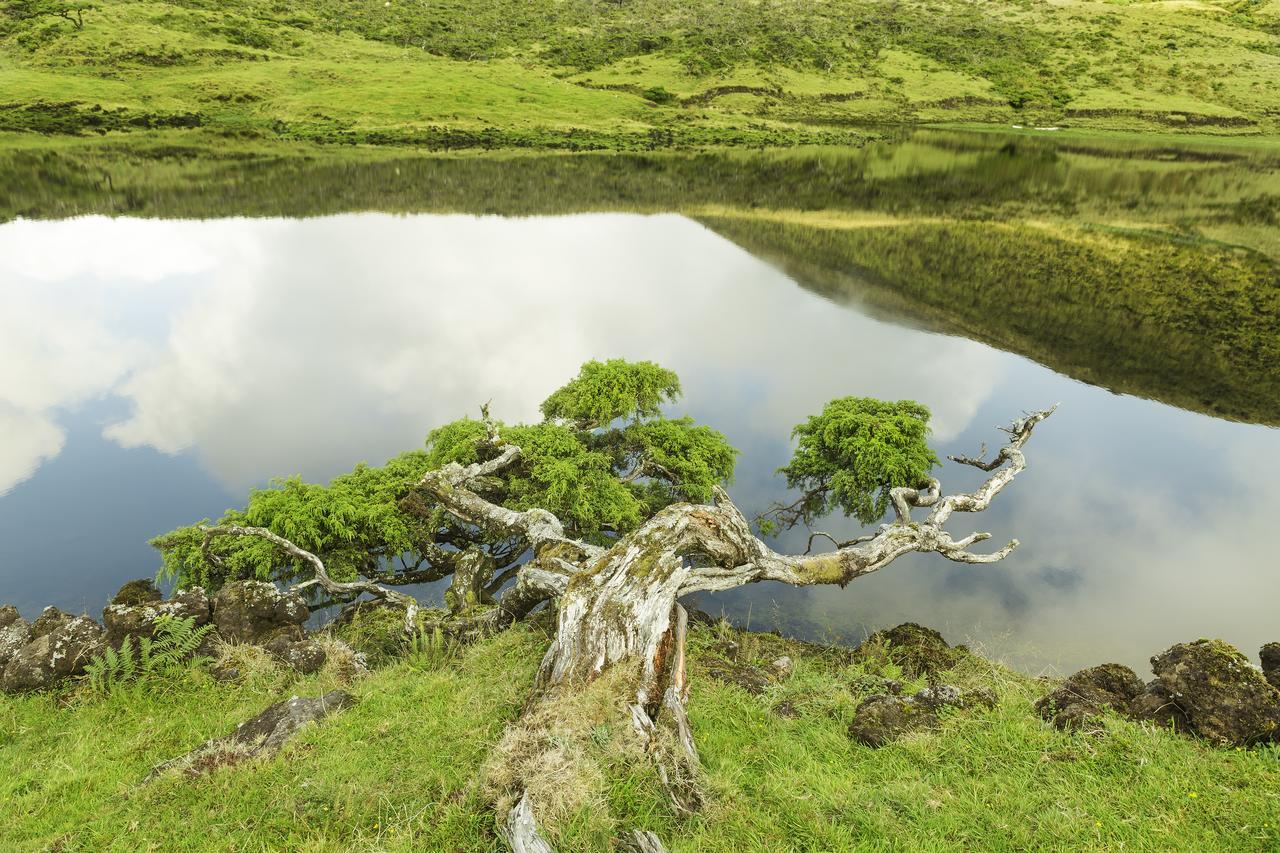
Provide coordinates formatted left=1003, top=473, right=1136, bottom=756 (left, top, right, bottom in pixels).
left=1, top=621, right=1277, bottom=850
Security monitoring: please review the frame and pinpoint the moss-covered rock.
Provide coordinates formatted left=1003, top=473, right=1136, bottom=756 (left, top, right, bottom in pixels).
left=1035, top=663, right=1144, bottom=731
left=1127, top=680, right=1192, bottom=733
left=28, top=606, right=74, bottom=640
left=1, top=614, right=105, bottom=693
left=1150, top=639, right=1280, bottom=746
left=102, top=586, right=211, bottom=649
left=210, top=580, right=309, bottom=645
left=855, top=623, right=966, bottom=679
left=110, top=578, right=163, bottom=607
left=0, top=605, right=31, bottom=672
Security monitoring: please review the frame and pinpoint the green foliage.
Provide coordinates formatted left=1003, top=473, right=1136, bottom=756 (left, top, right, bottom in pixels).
left=152, top=450, right=439, bottom=589
left=499, top=422, right=644, bottom=537
left=540, top=358, right=681, bottom=428
left=608, top=416, right=738, bottom=507
left=779, top=397, right=939, bottom=526
left=83, top=615, right=213, bottom=694
left=154, top=360, right=736, bottom=586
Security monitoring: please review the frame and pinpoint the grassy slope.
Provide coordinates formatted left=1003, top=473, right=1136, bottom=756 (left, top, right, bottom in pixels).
left=1, top=0, right=1279, bottom=148
left=2, top=622, right=1278, bottom=850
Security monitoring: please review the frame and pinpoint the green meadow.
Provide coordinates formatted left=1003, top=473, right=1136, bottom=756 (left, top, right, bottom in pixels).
left=3, top=621, right=1278, bottom=850
left=3, top=0, right=1280, bottom=148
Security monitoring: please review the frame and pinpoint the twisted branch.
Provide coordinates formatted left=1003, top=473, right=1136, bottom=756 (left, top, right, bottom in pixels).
left=199, top=524, right=421, bottom=631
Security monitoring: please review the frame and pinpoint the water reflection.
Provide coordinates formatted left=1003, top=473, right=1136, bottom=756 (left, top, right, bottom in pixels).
left=0, top=212, right=1275, bottom=673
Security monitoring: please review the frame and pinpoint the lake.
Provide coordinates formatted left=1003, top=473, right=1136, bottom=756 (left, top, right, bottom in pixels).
left=1, top=130, right=1277, bottom=675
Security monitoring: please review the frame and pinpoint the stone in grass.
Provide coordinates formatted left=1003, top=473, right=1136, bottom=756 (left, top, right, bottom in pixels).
left=149, top=690, right=355, bottom=779
left=848, top=684, right=996, bottom=747
left=1, top=611, right=106, bottom=693
left=1150, top=639, right=1280, bottom=747
left=263, top=634, right=328, bottom=675
left=856, top=623, right=966, bottom=679
left=1035, top=663, right=1144, bottom=731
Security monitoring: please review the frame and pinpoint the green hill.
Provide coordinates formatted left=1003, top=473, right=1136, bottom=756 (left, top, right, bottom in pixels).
left=2, top=0, right=1279, bottom=148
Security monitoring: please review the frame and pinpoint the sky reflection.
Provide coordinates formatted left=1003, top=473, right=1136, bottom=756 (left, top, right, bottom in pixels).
left=0, top=213, right=1275, bottom=674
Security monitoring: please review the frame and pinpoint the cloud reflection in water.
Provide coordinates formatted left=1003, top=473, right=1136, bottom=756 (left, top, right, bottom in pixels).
left=0, top=212, right=1275, bottom=674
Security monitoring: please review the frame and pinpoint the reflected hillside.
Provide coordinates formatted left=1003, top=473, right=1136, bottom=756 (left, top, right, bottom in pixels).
left=697, top=212, right=1280, bottom=425
left=2, top=130, right=1277, bottom=424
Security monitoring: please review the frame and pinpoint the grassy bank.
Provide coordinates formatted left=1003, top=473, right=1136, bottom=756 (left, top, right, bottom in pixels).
left=2, top=620, right=1277, bottom=850
left=2, top=0, right=1280, bottom=149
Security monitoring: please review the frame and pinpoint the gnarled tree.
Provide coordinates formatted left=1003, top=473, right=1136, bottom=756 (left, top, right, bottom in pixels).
left=153, top=359, right=1053, bottom=851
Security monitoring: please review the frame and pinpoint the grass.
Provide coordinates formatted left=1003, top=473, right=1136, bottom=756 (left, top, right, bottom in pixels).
left=2, top=620, right=1277, bottom=850
left=1, top=0, right=1279, bottom=149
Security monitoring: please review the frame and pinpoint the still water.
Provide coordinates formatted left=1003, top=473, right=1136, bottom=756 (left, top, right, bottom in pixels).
left=1, top=135, right=1277, bottom=675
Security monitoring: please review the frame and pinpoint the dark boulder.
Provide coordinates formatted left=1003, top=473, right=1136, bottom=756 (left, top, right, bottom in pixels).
left=0, top=605, right=32, bottom=671
left=102, top=586, right=211, bottom=649
left=149, top=690, right=355, bottom=779
left=210, top=580, right=309, bottom=644
left=29, top=606, right=74, bottom=640
left=1260, top=643, right=1280, bottom=692
left=857, top=623, right=966, bottom=678
left=263, top=634, right=328, bottom=675
left=1, top=614, right=105, bottom=693
left=1127, top=680, right=1192, bottom=733
left=1150, top=639, right=1280, bottom=746
left=848, top=683, right=994, bottom=747
left=110, top=578, right=163, bottom=607
left=1035, top=663, right=1144, bottom=730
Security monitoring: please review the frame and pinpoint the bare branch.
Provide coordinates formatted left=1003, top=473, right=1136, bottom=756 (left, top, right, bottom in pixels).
left=199, top=524, right=420, bottom=631
left=415, top=410, right=602, bottom=560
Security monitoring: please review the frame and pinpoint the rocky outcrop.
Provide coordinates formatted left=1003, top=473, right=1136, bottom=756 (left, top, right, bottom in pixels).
left=849, top=684, right=996, bottom=747
left=1041, top=640, right=1280, bottom=747
left=1150, top=640, right=1280, bottom=746
left=1, top=612, right=105, bottom=693
left=149, top=690, right=355, bottom=779
left=102, top=583, right=211, bottom=649
left=1260, top=643, right=1280, bottom=692
left=856, top=623, right=966, bottom=679
left=29, top=606, right=74, bottom=639
left=210, top=580, right=309, bottom=644
left=1035, top=663, right=1144, bottom=730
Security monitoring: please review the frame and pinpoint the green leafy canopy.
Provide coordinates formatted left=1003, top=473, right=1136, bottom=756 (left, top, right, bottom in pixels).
left=776, top=397, right=939, bottom=527
left=152, top=359, right=734, bottom=590
left=152, top=361, right=942, bottom=593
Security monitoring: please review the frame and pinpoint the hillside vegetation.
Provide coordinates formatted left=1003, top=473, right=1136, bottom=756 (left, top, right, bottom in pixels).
left=3, top=619, right=1278, bottom=850
left=2, top=0, right=1279, bottom=147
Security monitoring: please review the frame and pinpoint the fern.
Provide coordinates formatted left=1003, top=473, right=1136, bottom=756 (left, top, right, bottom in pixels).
left=84, top=614, right=213, bottom=694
